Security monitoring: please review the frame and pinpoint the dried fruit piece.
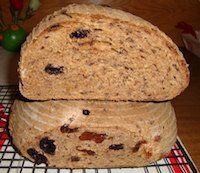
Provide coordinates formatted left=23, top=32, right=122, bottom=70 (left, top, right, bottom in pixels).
left=39, top=137, right=56, bottom=154
left=35, top=154, right=48, bottom=164
left=82, top=149, right=95, bottom=155
left=82, top=109, right=90, bottom=116
left=71, top=156, right=80, bottom=162
left=132, top=140, right=147, bottom=153
left=79, top=131, right=106, bottom=143
left=109, top=144, right=124, bottom=150
left=76, top=146, right=95, bottom=155
left=27, top=148, right=38, bottom=159
left=60, top=124, right=78, bottom=133
left=44, top=64, right=64, bottom=75
left=27, top=148, right=47, bottom=164
left=70, top=29, right=90, bottom=39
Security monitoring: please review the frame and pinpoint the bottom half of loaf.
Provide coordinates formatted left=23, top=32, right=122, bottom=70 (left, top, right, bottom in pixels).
left=8, top=99, right=177, bottom=168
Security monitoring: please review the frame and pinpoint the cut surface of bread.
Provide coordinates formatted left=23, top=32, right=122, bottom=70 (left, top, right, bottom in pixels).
left=19, top=4, right=189, bottom=101
left=9, top=99, right=177, bottom=168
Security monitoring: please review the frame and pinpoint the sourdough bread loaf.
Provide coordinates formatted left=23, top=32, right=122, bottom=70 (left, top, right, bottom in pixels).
left=9, top=99, right=177, bottom=168
left=19, top=4, right=189, bottom=101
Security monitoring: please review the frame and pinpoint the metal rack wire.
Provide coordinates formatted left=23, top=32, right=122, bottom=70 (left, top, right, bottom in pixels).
left=0, top=85, right=198, bottom=173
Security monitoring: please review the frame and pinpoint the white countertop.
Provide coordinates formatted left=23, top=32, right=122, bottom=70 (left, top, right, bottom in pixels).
left=0, top=47, right=19, bottom=85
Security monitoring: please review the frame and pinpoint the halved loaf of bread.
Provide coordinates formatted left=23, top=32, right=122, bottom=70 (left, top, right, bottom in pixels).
left=9, top=99, right=177, bottom=168
left=19, top=4, right=189, bottom=101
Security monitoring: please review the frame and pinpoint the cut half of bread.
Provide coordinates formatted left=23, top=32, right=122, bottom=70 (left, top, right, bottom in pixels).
left=19, top=4, right=189, bottom=101
left=9, top=99, right=177, bottom=168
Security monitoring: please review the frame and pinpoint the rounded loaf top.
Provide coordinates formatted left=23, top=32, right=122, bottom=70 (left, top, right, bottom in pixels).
left=19, top=3, right=189, bottom=101
left=9, top=99, right=177, bottom=168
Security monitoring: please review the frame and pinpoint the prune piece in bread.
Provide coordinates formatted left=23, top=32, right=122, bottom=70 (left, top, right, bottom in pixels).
left=27, top=148, right=38, bottom=159
left=27, top=148, right=48, bottom=164
left=39, top=137, right=56, bottom=154
left=44, top=64, right=64, bottom=75
left=82, top=109, right=90, bottom=116
left=109, top=144, right=124, bottom=150
left=35, top=154, right=48, bottom=164
left=70, top=29, right=90, bottom=39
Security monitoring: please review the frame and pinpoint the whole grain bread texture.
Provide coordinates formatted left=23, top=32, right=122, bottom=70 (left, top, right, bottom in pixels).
left=19, top=4, right=189, bottom=101
left=9, top=99, right=177, bottom=168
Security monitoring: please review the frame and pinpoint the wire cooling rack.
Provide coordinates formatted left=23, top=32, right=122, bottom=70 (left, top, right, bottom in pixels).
left=0, top=85, right=198, bottom=173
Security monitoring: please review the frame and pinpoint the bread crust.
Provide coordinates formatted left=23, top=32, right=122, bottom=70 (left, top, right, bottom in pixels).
left=9, top=99, right=177, bottom=168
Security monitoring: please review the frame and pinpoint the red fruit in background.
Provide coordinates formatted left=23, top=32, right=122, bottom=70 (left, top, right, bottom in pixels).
left=10, top=0, right=23, bottom=11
